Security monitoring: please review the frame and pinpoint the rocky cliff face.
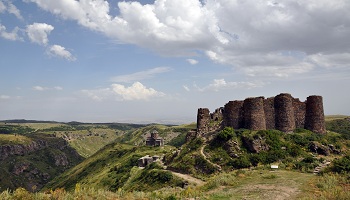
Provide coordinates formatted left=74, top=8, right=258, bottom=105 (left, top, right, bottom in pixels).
left=0, top=134, right=83, bottom=192
left=0, top=140, right=48, bottom=161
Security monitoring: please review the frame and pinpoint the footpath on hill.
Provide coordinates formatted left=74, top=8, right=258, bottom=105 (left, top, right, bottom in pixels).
left=200, top=139, right=222, bottom=171
left=169, top=171, right=205, bottom=186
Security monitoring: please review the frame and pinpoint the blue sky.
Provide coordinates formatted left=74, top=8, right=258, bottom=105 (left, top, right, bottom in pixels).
left=0, top=0, right=350, bottom=124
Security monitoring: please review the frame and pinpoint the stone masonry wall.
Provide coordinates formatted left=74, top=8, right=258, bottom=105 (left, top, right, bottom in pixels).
left=197, top=108, right=210, bottom=135
left=274, top=93, right=295, bottom=132
left=243, top=97, right=266, bottom=130
left=293, top=98, right=306, bottom=129
left=305, top=95, right=326, bottom=134
left=264, top=97, right=275, bottom=130
left=196, top=93, right=326, bottom=134
left=223, top=100, right=243, bottom=129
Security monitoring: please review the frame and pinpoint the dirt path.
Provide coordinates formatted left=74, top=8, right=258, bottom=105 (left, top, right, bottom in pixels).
left=200, top=143, right=222, bottom=171
left=170, top=171, right=205, bottom=186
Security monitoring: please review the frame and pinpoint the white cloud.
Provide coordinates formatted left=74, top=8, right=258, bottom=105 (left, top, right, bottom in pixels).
left=48, top=45, right=76, bottom=61
left=81, top=88, right=112, bottom=101
left=0, top=24, right=22, bottom=41
left=7, top=1, right=23, bottom=20
left=0, top=1, right=5, bottom=13
left=33, top=86, right=63, bottom=91
left=110, top=67, right=172, bottom=83
left=26, top=23, right=54, bottom=45
left=0, top=95, right=10, bottom=100
left=111, top=82, right=165, bottom=101
left=26, top=0, right=350, bottom=77
left=308, top=53, right=350, bottom=69
left=183, top=85, right=190, bottom=92
left=54, top=86, right=63, bottom=90
left=198, top=79, right=264, bottom=92
left=0, top=1, right=23, bottom=19
left=33, top=86, right=47, bottom=91
left=187, top=59, right=199, bottom=65
left=82, top=82, right=165, bottom=101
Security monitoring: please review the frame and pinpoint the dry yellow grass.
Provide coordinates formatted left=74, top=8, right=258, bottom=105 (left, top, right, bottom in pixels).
left=0, top=134, right=32, bottom=145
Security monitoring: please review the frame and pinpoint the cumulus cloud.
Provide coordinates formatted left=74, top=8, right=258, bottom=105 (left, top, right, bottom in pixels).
left=26, top=0, right=350, bottom=77
left=111, top=67, right=172, bottom=83
left=198, top=79, right=264, bottom=92
left=48, top=45, right=76, bottom=61
left=111, top=82, right=165, bottom=101
left=0, top=24, right=22, bottom=41
left=82, top=82, right=165, bottom=101
left=187, top=59, right=199, bottom=65
left=26, top=23, right=54, bottom=45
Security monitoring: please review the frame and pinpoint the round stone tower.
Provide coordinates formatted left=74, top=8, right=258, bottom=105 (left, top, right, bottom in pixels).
left=223, top=100, right=244, bottom=129
left=197, top=108, right=210, bottom=135
left=243, top=97, right=266, bottom=130
left=274, top=93, right=295, bottom=132
left=305, top=95, right=326, bottom=134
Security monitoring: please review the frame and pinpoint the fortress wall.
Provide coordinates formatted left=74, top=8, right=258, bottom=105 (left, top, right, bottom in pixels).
left=264, top=97, right=275, bottom=130
left=293, top=98, right=306, bottom=129
left=243, top=97, right=266, bottom=130
left=274, top=93, right=295, bottom=132
left=305, top=96, right=326, bottom=134
left=211, top=108, right=224, bottom=122
left=196, top=93, right=326, bottom=135
left=223, top=100, right=244, bottom=129
left=197, top=108, right=210, bottom=135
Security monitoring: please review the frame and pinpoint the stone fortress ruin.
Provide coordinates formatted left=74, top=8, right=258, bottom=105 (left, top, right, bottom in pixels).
left=197, top=93, right=326, bottom=135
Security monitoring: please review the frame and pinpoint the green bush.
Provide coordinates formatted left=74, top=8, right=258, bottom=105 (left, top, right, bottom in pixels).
left=231, top=155, right=251, bottom=169
left=332, top=155, right=350, bottom=173
left=217, top=127, right=236, bottom=141
left=168, top=133, right=187, bottom=147
left=326, top=119, right=350, bottom=139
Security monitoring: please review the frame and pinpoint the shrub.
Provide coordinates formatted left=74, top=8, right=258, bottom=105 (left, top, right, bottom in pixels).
left=168, top=133, right=187, bottom=147
left=231, top=155, right=251, bottom=169
left=332, top=155, right=350, bottom=173
left=217, top=127, right=236, bottom=141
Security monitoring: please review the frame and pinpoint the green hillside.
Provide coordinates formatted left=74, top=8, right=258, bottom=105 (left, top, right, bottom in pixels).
left=1, top=118, right=350, bottom=199
left=44, top=143, right=182, bottom=192
left=114, top=123, right=194, bottom=147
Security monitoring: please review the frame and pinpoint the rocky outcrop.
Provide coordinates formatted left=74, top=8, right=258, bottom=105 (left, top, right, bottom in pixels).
left=196, top=93, right=326, bottom=134
left=309, top=141, right=330, bottom=156
left=0, top=140, right=48, bottom=161
left=12, top=162, right=31, bottom=175
left=0, top=135, right=83, bottom=192
left=242, top=136, right=270, bottom=153
left=53, top=153, right=69, bottom=166
left=223, top=140, right=241, bottom=158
